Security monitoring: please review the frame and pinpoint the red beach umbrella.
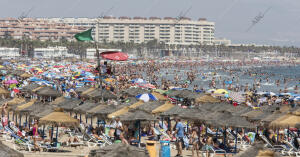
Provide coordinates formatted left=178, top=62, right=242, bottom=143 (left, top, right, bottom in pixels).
left=100, top=51, right=128, bottom=61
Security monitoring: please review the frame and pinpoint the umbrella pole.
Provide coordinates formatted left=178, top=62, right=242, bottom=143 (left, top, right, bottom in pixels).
left=223, top=126, right=227, bottom=150
left=234, top=128, right=238, bottom=154
left=19, top=114, right=21, bottom=128
left=97, top=117, right=99, bottom=127
left=85, top=115, right=88, bottom=124
left=25, top=114, right=28, bottom=127
left=28, top=118, right=31, bottom=129
left=42, top=125, right=45, bottom=139
left=55, top=126, right=59, bottom=146
left=7, top=111, right=9, bottom=120
left=80, top=114, right=82, bottom=123
left=187, top=121, right=189, bottom=133
left=276, top=128, right=279, bottom=144
left=138, top=120, right=141, bottom=148
left=167, top=117, right=171, bottom=131
left=15, top=113, right=17, bottom=124
left=161, top=117, right=163, bottom=129
left=51, top=125, right=54, bottom=141
left=91, top=116, right=93, bottom=126
left=287, top=126, right=290, bottom=142
left=12, top=112, right=14, bottom=121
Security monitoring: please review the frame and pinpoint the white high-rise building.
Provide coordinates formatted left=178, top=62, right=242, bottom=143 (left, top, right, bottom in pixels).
left=43, top=17, right=215, bottom=45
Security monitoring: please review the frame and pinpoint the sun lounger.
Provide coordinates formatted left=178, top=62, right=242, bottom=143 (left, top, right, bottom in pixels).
left=40, top=143, right=60, bottom=152
left=282, top=140, right=300, bottom=156
left=259, top=134, right=286, bottom=152
left=207, top=128, right=223, bottom=136
left=86, top=133, right=105, bottom=148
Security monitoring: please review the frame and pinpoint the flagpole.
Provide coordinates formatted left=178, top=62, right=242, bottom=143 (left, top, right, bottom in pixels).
left=94, top=41, right=103, bottom=102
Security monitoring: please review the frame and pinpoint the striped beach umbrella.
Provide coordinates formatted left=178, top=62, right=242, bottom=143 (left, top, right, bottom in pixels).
left=228, top=92, right=246, bottom=104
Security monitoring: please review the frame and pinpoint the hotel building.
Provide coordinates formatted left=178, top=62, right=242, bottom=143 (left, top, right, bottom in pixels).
left=44, top=17, right=215, bottom=45
left=0, top=18, right=86, bottom=41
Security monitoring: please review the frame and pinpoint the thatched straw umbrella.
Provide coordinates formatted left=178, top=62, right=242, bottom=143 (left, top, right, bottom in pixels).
left=121, top=87, right=149, bottom=97
left=241, top=110, right=264, bottom=119
left=73, top=101, right=99, bottom=114
left=135, top=101, right=164, bottom=113
left=152, top=101, right=175, bottom=114
left=85, top=89, right=117, bottom=100
left=56, top=98, right=81, bottom=112
left=36, top=86, right=61, bottom=98
left=160, top=105, right=184, bottom=117
left=92, top=104, right=128, bottom=119
left=0, top=141, right=24, bottom=157
left=220, top=115, right=256, bottom=129
left=39, top=108, right=79, bottom=127
left=261, top=111, right=285, bottom=124
left=40, top=108, right=79, bottom=143
left=21, top=83, right=40, bottom=93
left=0, top=87, right=9, bottom=95
left=6, top=97, right=26, bottom=106
left=151, top=92, right=167, bottom=101
left=75, top=86, right=91, bottom=93
left=195, top=94, right=221, bottom=103
left=89, top=143, right=149, bottom=157
left=269, top=113, right=300, bottom=128
left=20, top=72, right=32, bottom=78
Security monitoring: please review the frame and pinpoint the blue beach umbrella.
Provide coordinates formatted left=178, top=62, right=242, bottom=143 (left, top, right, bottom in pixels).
left=136, top=93, right=157, bottom=102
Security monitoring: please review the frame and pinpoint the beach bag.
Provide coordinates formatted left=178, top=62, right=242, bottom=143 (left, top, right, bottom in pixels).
left=183, top=136, right=189, bottom=149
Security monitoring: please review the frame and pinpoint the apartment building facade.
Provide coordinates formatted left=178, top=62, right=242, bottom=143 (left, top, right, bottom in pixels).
left=45, top=17, right=215, bottom=45
left=0, top=18, right=86, bottom=41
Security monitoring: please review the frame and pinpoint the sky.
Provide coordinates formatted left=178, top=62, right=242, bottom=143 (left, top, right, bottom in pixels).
left=1, top=0, right=300, bottom=46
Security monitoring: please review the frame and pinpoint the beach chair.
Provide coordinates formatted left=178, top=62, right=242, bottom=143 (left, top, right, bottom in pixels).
left=7, top=129, right=35, bottom=151
left=40, top=143, right=60, bottom=152
left=100, top=133, right=113, bottom=145
left=259, top=134, right=286, bottom=152
left=86, top=133, right=105, bottom=148
left=281, top=140, right=300, bottom=157
left=202, top=145, right=227, bottom=157
left=9, top=122, right=20, bottom=133
left=207, top=128, right=223, bottom=136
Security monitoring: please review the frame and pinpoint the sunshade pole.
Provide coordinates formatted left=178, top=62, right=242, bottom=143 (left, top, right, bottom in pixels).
left=216, top=128, right=218, bottom=138
left=287, top=126, right=290, bottom=142
left=55, top=126, right=59, bottom=146
left=234, top=127, right=238, bottom=154
left=42, top=125, right=45, bottom=139
left=95, top=43, right=103, bottom=102
left=97, top=117, right=99, bottom=127
left=25, top=114, right=28, bottom=127
left=28, top=118, right=31, bottom=129
left=138, top=120, right=141, bottom=148
left=12, top=111, right=14, bottom=121
left=7, top=111, right=9, bottom=120
left=79, top=114, right=82, bottom=123
left=15, top=113, right=17, bottom=124
left=223, top=126, right=227, bottom=150
left=19, top=114, right=21, bottom=128
left=187, top=121, right=189, bottom=133
left=85, top=115, right=88, bottom=124
left=167, top=117, right=171, bottom=131
left=51, top=125, right=54, bottom=141
left=276, top=128, right=279, bottom=144
left=91, top=116, right=93, bottom=126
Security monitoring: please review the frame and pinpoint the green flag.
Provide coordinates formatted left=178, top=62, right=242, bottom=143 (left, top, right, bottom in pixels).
left=74, top=28, right=93, bottom=41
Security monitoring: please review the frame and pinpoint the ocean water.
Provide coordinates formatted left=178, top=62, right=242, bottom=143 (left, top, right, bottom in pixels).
left=156, top=65, right=300, bottom=93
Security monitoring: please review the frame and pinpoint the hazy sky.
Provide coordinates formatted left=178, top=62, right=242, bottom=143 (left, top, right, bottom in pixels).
left=1, top=0, right=300, bottom=46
